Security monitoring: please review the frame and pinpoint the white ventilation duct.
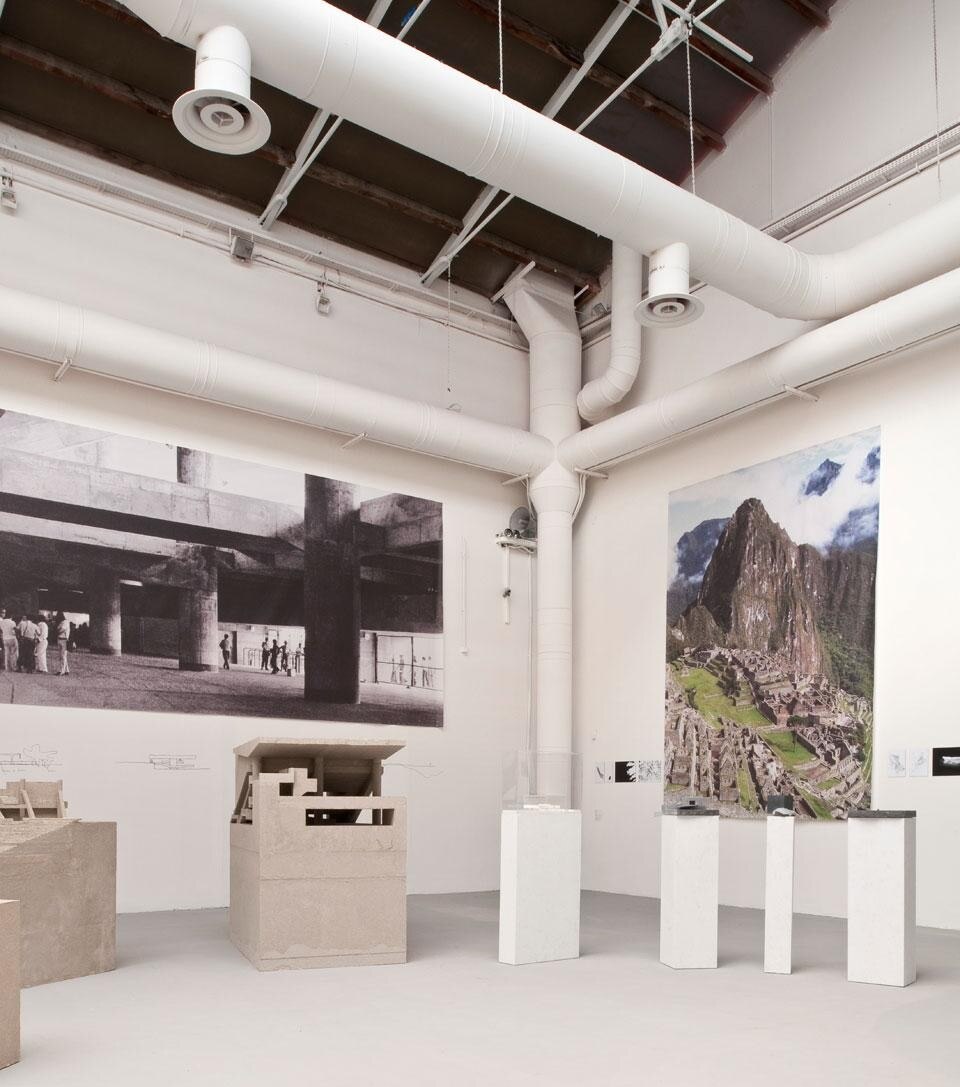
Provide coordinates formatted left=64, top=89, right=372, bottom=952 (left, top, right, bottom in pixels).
left=123, top=0, right=960, bottom=320
left=577, top=243, right=643, bottom=422
left=502, top=271, right=581, bottom=762
left=636, top=242, right=703, bottom=328
left=172, top=24, right=270, bottom=155
left=559, top=265, right=960, bottom=472
left=0, top=284, right=552, bottom=478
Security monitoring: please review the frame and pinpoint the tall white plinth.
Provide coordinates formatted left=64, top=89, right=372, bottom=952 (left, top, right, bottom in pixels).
left=499, top=808, right=581, bottom=965
left=847, top=811, right=916, bottom=987
left=764, top=814, right=795, bottom=975
left=659, top=807, right=719, bottom=969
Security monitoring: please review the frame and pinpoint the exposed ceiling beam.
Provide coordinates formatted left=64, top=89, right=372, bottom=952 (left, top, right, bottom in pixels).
left=455, top=0, right=725, bottom=152
left=0, top=35, right=598, bottom=290
left=74, top=0, right=145, bottom=29
left=631, top=1, right=773, bottom=94
left=778, top=0, right=830, bottom=29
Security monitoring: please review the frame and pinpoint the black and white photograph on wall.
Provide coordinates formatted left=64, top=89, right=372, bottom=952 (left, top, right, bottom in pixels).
left=665, top=428, right=879, bottom=819
left=932, top=748, right=960, bottom=777
left=0, top=408, right=443, bottom=726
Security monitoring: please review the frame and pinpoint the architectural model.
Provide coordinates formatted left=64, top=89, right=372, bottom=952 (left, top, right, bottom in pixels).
left=0, top=899, right=19, bottom=1070
left=230, top=737, right=407, bottom=970
left=0, top=781, right=116, bottom=987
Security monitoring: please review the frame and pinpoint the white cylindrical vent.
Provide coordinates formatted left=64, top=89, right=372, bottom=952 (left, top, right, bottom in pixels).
left=172, top=25, right=271, bottom=155
left=636, top=242, right=704, bottom=328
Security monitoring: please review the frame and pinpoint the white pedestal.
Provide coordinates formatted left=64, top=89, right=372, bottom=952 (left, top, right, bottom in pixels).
left=764, top=815, right=795, bottom=975
left=847, top=811, right=916, bottom=987
left=659, top=808, right=719, bottom=969
left=499, top=808, right=581, bottom=965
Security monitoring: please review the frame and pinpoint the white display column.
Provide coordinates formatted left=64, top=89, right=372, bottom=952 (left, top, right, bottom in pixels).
left=764, top=813, right=796, bottom=975
left=0, top=899, right=20, bottom=1071
left=847, top=810, right=916, bottom=987
left=659, top=806, right=719, bottom=969
left=499, top=808, right=581, bottom=965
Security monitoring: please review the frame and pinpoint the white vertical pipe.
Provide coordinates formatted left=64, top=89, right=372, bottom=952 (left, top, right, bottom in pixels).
left=577, top=243, right=643, bottom=421
left=503, top=273, right=581, bottom=762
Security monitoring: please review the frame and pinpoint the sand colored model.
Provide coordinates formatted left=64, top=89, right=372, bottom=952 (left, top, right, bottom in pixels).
left=230, top=737, right=407, bottom=970
left=0, top=797, right=116, bottom=987
left=0, top=899, right=19, bottom=1070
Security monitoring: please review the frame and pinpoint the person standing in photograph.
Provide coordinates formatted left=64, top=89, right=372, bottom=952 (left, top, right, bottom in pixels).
left=219, top=635, right=231, bottom=670
left=269, top=639, right=280, bottom=675
left=0, top=609, right=18, bottom=672
left=35, top=614, right=49, bottom=673
left=294, top=642, right=303, bottom=675
left=16, top=615, right=37, bottom=673
left=260, top=637, right=269, bottom=671
left=280, top=641, right=290, bottom=676
left=55, top=612, right=70, bottom=676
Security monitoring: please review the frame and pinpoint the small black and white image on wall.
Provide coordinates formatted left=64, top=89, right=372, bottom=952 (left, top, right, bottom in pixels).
left=0, top=408, right=443, bottom=726
left=614, top=760, right=663, bottom=783
left=932, top=748, right=960, bottom=776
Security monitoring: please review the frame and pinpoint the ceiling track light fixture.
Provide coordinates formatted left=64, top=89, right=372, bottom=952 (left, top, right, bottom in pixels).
left=173, top=25, right=271, bottom=156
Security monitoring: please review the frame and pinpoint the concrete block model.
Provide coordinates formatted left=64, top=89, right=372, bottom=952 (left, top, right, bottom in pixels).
left=230, top=737, right=407, bottom=970
left=847, top=810, right=917, bottom=987
left=764, top=813, right=796, bottom=975
left=0, top=900, right=19, bottom=1070
left=0, top=780, right=66, bottom=821
left=659, top=806, right=719, bottom=969
left=499, top=808, right=581, bottom=965
left=0, top=819, right=117, bottom=987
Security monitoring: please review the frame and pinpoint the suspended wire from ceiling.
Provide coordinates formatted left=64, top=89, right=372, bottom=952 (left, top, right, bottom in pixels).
left=931, top=0, right=943, bottom=199
left=685, top=27, right=697, bottom=195
left=497, top=0, right=505, bottom=94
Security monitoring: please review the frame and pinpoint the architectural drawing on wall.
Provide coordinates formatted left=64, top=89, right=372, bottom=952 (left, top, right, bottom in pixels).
left=0, top=408, right=443, bottom=726
left=908, top=749, right=930, bottom=778
left=887, top=750, right=907, bottom=779
left=665, top=429, right=879, bottom=819
left=932, top=748, right=960, bottom=777
left=0, top=745, right=60, bottom=774
left=116, top=754, right=210, bottom=771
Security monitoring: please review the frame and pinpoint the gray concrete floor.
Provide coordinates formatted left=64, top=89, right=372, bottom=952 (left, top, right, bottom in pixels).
left=9, top=892, right=959, bottom=1086
left=0, top=651, right=442, bottom=725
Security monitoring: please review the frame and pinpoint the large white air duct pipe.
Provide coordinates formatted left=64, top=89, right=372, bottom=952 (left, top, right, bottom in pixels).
left=560, top=264, right=960, bottom=472
left=502, top=271, right=581, bottom=762
left=577, top=244, right=643, bottom=423
left=123, top=0, right=960, bottom=320
left=0, top=284, right=552, bottom=477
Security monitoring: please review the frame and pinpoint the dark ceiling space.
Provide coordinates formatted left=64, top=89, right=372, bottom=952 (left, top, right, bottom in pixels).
left=0, top=0, right=835, bottom=297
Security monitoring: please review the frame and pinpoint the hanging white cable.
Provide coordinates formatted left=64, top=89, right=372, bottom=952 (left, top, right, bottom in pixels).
left=445, top=257, right=453, bottom=395
left=931, top=0, right=943, bottom=198
left=497, top=0, right=504, bottom=94
left=685, top=27, right=696, bottom=195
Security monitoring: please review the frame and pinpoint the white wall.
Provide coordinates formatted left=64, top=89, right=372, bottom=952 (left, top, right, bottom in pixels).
left=576, top=0, right=960, bottom=930
left=0, top=128, right=534, bottom=914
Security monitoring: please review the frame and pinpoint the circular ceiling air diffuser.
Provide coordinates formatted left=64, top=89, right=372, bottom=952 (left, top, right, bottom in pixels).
left=635, top=241, right=704, bottom=328
left=172, top=25, right=271, bottom=156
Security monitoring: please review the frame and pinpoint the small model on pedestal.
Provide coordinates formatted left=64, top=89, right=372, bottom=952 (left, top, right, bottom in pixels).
left=230, top=737, right=407, bottom=971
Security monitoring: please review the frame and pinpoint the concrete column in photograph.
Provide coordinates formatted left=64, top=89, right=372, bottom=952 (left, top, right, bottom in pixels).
left=303, top=475, right=360, bottom=703
left=764, top=813, right=796, bottom=975
left=176, top=446, right=212, bottom=487
left=499, top=808, right=581, bottom=965
left=87, top=568, right=122, bottom=655
left=0, top=899, right=19, bottom=1071
left=659, top=806, right=719, bottom=969
left=177, top=546, right=220, bottom=671
left=847, top=810, right=917, bottom=987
